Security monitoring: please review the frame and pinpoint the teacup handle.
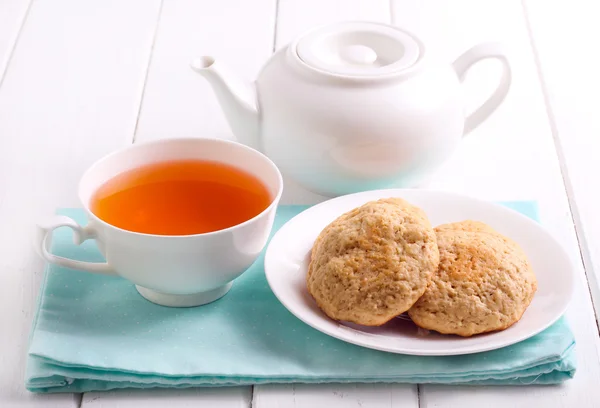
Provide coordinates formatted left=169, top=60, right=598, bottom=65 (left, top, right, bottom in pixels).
left=452, top=42, right=512, bottom=136
left=35, top=215, right=116, bottom=275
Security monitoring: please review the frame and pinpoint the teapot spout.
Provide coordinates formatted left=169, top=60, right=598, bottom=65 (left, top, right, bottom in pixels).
left=191, top=56, right=260, bottom=150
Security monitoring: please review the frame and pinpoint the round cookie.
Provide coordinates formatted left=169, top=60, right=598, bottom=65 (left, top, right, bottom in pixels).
left=306, top=197, right=440, bottom=326
left=407, top=220, right=538, bottom=337
left=434, top=220, right=496, bottom=234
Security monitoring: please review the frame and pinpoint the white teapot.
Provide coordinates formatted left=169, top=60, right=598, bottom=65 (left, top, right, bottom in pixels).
left=192, top=22, right=511, bottom=196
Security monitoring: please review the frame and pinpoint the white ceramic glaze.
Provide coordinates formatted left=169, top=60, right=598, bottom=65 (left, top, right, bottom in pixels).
left=191, top=21, right=512, bottom=196
left=35, top=138, right=283, bottom=307
left=264, top=189, right=575, bottom=356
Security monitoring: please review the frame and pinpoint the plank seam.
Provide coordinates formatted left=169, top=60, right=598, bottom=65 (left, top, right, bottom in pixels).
left=132, top=0, right=165, bottom=144
left=272, top=0, right=281, bottom=52
left=0, top=0, right=33, bottom=93
left=521, top=0, right=600, bottom=331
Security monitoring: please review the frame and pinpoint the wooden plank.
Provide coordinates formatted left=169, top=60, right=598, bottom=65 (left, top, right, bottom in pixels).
left=0, top=0, right=31, bottom=84
left=82, top=388, right=252, bottom=408
left=0, top=0, right=161, bottom=406
left=391, top=0, right=555, bottom=201
left=254, top=384, right=418, bottom=408
left=253, top=1, right=418, bottom=408
left=274, top=0, right=392, bottom=50
left=390, top=0, right=600, bottom=406
left=524, top=0, right=600, bottom=320
left=133, top=0, right=277, bottom=143
left=120, top=0, right=277, bottom=407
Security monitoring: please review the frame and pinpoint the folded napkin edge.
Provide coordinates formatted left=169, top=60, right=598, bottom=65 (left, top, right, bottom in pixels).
left=24, top=260, right=55, bottom=385
left=28, top=339, right=576, bottom=382
left=25, top=362, right=576, bottom=394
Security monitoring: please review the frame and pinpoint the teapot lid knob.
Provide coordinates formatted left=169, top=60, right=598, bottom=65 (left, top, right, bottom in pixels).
left=340, top=45, right=378, bottom=65
left=293, top=21, right=422, bottom=78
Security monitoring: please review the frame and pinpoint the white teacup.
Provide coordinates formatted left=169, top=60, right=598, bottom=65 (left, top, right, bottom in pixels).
left=35, top=138, right=283, bottom=307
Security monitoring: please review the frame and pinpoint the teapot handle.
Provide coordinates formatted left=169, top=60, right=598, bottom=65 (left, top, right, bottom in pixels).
left=452, top=42, right=512, bottom=136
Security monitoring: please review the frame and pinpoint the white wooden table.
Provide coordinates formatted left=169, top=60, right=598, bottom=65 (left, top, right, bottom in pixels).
left=1, top=0, right=599, bottom=407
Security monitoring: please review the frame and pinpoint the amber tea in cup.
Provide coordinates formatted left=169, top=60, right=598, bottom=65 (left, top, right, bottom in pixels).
left=90, top=159, right=272, bottom=235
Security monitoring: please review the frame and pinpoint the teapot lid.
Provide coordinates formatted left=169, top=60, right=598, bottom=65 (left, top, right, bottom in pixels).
left=293, top=22, right=422, bottom=77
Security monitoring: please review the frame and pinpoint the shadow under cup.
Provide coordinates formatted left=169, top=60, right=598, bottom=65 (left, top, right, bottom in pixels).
left=75, top=138, right=283, bottom=307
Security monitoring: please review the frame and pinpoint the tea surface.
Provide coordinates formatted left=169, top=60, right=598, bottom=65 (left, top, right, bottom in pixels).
left=90, top=160, right=272, bottom=235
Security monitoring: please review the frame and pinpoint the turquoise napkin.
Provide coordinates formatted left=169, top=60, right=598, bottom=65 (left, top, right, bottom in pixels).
left=26, top=202, right=576, bottom=393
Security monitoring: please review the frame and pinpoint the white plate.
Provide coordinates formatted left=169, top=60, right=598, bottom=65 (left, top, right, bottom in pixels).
left=264, top=189, right=575, bottom=356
